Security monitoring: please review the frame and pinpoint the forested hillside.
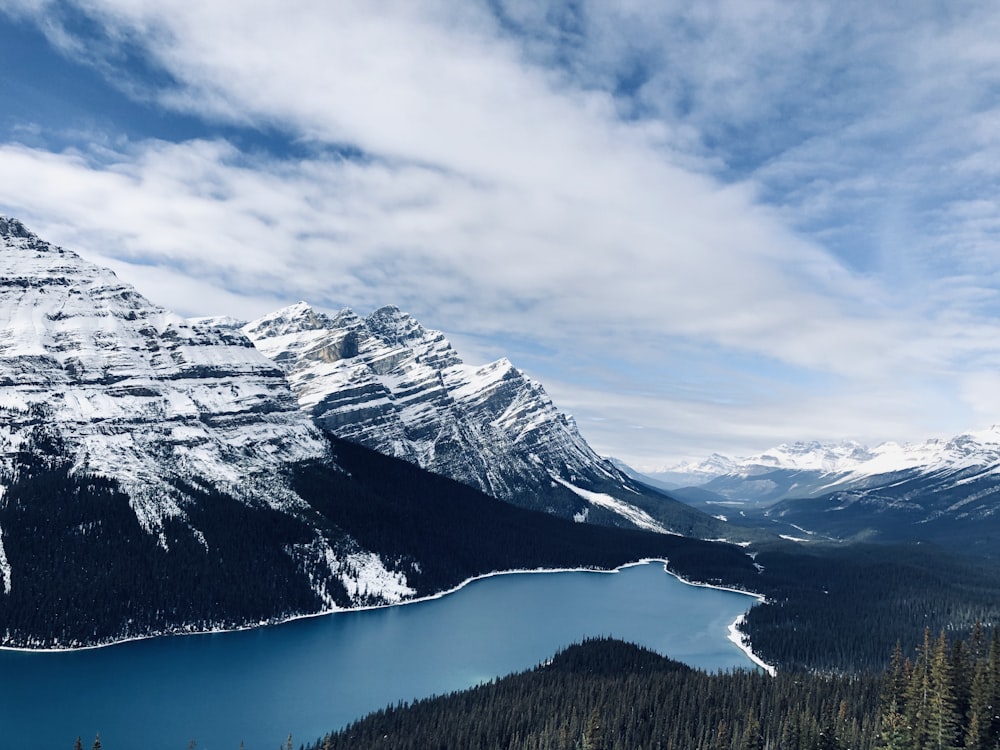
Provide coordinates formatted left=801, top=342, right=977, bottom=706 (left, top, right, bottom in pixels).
left=304, top=638, right=884, bottom=750
left=303, top=628, right=1000, bottom=750
left=878, top=626, right=1000, bottom=750
left=306, top=436, right=761, bottom=596
left=737, top=543, right=1000, bottom=672
left=0, top=434, right=760, bottom=646
left=62, top=629, right=1000, bottom=749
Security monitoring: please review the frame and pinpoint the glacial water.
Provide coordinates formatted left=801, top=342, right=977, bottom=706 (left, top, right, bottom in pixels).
left=0, top=562, right=762, bottom=750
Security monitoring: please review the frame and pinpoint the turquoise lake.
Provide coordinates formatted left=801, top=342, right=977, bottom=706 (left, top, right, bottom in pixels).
left=0, top=562, right=762, bottom=750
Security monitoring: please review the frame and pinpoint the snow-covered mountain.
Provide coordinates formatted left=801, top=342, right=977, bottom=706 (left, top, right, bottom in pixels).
left=651, top=430, right=1000, bottom=555
left=0, top=217, right=753, bottom=647
left=647, top=441, right=873, bottom=488
left=0, top=217, right=427, bottom=641
left=241, top=302, right=730, bottom=537
left=654, top=432, right=1000, bottom=498
left=627, top=441, right=880, bottom=509
left=0, top=218, right=330, bottom=525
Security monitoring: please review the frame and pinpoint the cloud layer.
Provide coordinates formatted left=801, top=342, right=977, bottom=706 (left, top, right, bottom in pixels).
left=3, top=1, right=1000, bottom=464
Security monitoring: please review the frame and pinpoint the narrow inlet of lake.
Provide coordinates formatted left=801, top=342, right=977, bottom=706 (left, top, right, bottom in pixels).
left=0, top=562, right=762, bottom=750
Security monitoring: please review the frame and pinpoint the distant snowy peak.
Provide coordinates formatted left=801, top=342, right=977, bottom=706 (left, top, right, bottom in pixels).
left=653, top=428, right=1000, bottom=499
left=848, top=426, right=1000, bottom=478
left=655, top=441, right=886, bottom=486
left=637, top=453, right=739, bottom=487
left=743, top=441, right=876, bottom=475
left=243, top=302, right=629, bottom=517
left=189, top=315, right=248, bottom=330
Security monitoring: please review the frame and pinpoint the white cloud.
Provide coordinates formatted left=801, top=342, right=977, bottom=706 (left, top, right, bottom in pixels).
left=5, top=1, right=1000, bottom=463
left=0, top=133, right=906, bottom=380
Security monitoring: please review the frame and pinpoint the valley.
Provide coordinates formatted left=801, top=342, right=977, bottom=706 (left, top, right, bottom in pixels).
left=637, top=433, right=1000, bottom=558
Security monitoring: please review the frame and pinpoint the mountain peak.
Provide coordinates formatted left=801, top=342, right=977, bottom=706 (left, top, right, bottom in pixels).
left=189, top=315, right=248, bottom=330
left=365, top=305, right=425, bottom=343
left=242, top=301, right=335, bottom=340
left=243, top=303, right=647, bottom=526
left=0, top=216, right=36, bottom=241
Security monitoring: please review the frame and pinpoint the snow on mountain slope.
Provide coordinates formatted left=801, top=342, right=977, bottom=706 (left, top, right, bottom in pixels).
left=0, top=217, right=763, bottom=648
left=243, top=302, right=660, bottom=527
left=553, top=477, right=672, bottom=534
left=658, top=430, right=1000, bottom=497
left=840, top=427, right=1000, bottom=480
left=648, top=426, right=1000, bottom=554
left=0, top=217, right=328, bottom=522
left=0, top=217, right=416, bottom=625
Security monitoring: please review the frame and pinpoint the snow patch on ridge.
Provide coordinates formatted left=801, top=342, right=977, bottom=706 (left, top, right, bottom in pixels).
left=293, top=535, right=417, bottom=610
left=0, top=487, right=10, bottom=595
left=339, top=551, right=416, bottom=604
left=553, top=477, right=673, bottom=534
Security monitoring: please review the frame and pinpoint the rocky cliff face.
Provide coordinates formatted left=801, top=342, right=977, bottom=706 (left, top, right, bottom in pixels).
left=0, top=217, right=330, bottom=526
left=243, top=303, right=673, bottom=529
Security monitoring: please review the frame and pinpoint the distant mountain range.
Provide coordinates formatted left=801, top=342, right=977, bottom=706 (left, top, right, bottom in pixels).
left=0, top=216, right=752, bottom=647
left=629, top=432, right=1000, bottom=555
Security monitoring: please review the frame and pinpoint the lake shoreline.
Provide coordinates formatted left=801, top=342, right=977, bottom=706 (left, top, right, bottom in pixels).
left=0, top=558, right=774, bottom=674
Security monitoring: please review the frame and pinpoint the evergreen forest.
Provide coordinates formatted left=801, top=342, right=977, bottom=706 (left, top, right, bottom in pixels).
left=301, top=629, right=1000, bottom=750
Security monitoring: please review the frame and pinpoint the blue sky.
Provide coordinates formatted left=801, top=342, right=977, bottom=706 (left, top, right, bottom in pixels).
left=3, top=1, right=1000, bottom=468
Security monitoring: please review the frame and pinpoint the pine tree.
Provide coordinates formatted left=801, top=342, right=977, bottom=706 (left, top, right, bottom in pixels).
left=582, top=708, right=605, bottom=750
left=711, top=720, right=730, bottom=750
left=926, top=630, right=960, bottom=750
left=965, top=712, right=983, bottom=750
left=950, top=638, right=972, bottom=724
left=557, top=721, right=573, bottom=750
left=970, top=623, right=987, bottom=664
left=73, top=737, right=83, bottom=750
left=92, top=734, right=101, bottom=750
left=816, top=718, right=843, bottom=750
left=988, top=628, right=1000, bottom=745
left=906, top=629, right=934, bottom=750
left=876, top=647, right=911, bottom=750
left=740, top=710, right=764, bottom=750
left=969, top=661, right=993, bottom=750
